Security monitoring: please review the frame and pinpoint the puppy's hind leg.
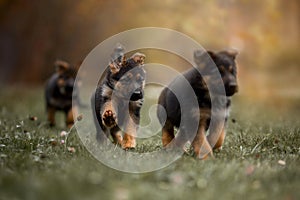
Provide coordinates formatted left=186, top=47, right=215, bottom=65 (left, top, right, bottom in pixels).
left=66, top=106, right=78, bottom=129
left=122, top=117, right=137, bottom=150
left=110, top=126, right=123, bottom=145
left=162, top=120, right=175, bottom=147
left=192, top=117, right=213, bottom=159
left=208, top=127, right=226, bottom=150
left=47, top=107, right=56, bottom=127
left=207, top=112, right=226, bottom=150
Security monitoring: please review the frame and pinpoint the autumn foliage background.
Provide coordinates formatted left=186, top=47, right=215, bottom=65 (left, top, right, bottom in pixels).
left=0, top=0, right=299, bottom=109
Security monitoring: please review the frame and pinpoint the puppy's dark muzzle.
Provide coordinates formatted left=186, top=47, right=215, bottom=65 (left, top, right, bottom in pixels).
left=226, top=83, right=238, bottom=96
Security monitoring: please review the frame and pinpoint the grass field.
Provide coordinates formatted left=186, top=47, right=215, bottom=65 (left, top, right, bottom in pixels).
left=0, top=86, right=299, bottom=200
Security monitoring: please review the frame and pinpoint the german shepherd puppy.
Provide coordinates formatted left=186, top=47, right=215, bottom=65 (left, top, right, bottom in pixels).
left=157, top=50, right=238, bottom=159
left=93, top=52, right=146, bottom=149
left=45, top=60, right=79, bottom=128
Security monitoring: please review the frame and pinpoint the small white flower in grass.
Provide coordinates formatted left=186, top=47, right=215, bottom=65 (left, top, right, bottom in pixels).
left=61, top=139, right=65, bottom=144
left=29, top=116, right=38, bottom=121
left=67, top=147, right=76, bottom=153
left=60, top=131, right=68, bottom=137
left=25, top=132, right=31, bottom=139
left=278, top=160, right=286, bottom=166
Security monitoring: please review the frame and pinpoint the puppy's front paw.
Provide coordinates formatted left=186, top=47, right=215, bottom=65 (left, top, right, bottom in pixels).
left=102, top=110, right=117, bottom=128
left=192, top=146, right=214, bottom=160
left=121, top=137, right=136, bottom=150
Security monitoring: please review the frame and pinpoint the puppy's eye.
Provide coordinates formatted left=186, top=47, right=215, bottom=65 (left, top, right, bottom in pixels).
left=138, top=57, right=144, bottom=63
left=228, top=66, right=233, bottom=73
left=57, top=78, right=65, bottom=86
left=219, top=65, right=225, bottom=73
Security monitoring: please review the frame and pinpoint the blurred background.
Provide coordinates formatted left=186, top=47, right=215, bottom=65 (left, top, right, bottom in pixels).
left=0, top=0, right=299, bottom=116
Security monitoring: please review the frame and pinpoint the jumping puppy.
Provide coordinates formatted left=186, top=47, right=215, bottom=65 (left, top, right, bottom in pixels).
left=93, top=50, right=146, bottom=149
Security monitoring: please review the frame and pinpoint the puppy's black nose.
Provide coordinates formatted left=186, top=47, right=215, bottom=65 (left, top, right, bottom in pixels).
left=226, top=83, right=238, bottom=96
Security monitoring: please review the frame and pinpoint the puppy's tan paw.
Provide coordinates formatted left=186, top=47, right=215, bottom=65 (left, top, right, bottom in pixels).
left=121, top=139, right=136, bottom=150
left=102, top=110, right=117, bottom=128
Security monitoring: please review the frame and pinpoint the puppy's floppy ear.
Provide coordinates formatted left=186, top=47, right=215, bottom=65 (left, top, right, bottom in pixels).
left=55, top=60, right=70, bottom=75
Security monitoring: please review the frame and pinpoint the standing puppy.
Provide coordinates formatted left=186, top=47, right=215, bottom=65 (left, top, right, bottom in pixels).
left=45, top=60, right=79, bottom=128
left=93, top=51, right=146, bottom=149
left=157, top=50, right=238, bottom=159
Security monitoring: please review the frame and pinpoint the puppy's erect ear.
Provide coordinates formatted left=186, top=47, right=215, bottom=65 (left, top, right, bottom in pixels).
left=121, top=55, right=127, bottom=66
left=193, top=50, right=207, bottom=68
left=109, top=54, right=127, bottom=74
left=194, top=50, right=217, bottom=71
left=225, top=49, right=238, bottom=60
left=55, top=60, right=70, bottom=75
left=207, top=51, right=217, bottom=60
left=222, top=49, right=239, bottom=60
left=109, top=61, right=121, bottom=74
left=193, top=50, right=204, bottom=60
left=131, top=52, right=146, bottom=65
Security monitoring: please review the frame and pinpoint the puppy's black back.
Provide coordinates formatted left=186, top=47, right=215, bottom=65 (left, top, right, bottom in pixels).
left=157, top=68, right=208, bottom=128
left=45, top=66, right=78, bottom=111
left=157, top=50, right=238, bottom=129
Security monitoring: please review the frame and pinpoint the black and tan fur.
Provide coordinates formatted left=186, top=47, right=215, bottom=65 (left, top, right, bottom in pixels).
left=45, top=60, right=79, bottom=128
left=157, top=50, right=238, bottom=159
left=92, top=52, right=146, bottom=149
